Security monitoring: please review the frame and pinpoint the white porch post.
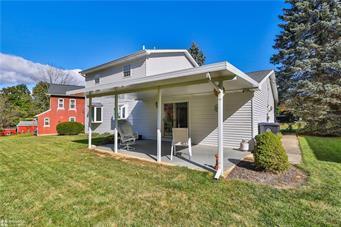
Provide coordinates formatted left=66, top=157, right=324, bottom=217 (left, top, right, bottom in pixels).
left=114, top=94, right=118, bottom=153
left=217, top=89, right=224, bottom=176
left=157, top=88, right=162, bottom=162
left=88, top=96, right=92, bottom=149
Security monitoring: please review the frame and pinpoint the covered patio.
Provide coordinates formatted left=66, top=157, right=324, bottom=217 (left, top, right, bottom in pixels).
left=96, top=140, right=251, bottom=173
left=68, top=62, right=259, bottom=179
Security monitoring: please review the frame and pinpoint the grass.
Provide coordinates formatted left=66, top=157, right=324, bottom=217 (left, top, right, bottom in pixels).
left=0, top=135, right=340, bottom=226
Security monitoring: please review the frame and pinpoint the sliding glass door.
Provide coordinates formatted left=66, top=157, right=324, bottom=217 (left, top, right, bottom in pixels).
left=163, top=102, right=188, bottom=137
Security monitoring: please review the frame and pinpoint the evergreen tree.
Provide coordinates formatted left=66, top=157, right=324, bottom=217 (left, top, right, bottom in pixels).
left=271, top=0, right=341, bottom=136
left=188, top=42, right=206, bottom=66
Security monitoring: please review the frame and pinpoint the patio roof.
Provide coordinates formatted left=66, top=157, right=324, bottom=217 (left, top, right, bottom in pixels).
left=67, top=61, right=260, bottom=97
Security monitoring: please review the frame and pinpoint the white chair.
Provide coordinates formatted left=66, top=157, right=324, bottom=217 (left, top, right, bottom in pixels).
left=117, top=119, right=137, bottom=150
left=170, top=128, right=192, bottom=160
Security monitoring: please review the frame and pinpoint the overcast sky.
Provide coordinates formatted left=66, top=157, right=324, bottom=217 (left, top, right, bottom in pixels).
left=0, top=53, right=84, bottom=89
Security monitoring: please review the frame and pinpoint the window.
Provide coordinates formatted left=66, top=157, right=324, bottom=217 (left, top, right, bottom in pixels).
left=95, top=74, right=100, bottom=84
left=58, top=98, right=64, bottom=109
left=91, top=106, right=103, bottom=123
left=114, top=104, right=127, bottom=119
left=120, top=105, right=126, bottom=119
left=44, top=118, right=50, bottom=127
left=69, top=117, right=76, bottom=122
left=69, top=99, right=76, bottom=110
left=123, top=65, right=131, bottom=77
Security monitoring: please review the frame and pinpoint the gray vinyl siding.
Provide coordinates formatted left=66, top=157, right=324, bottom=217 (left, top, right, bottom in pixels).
left=85, top=53, right=194, bottom=88
left=146, top=53, right=194, bottom=76
left=85, top=96, right=136, bottom=134
left=85, top=57, right=147, bottom=87
left=86, top=90, right=256, bottom=149
left=252, top=78, right=275, bottom=136
left=190, top=92, right=253, bottom=148
left=127, top=100, right=157, bottom=139
left=112, top=92, right=253, bottom=149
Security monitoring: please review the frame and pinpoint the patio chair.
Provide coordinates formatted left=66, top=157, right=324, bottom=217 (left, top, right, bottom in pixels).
left=117, top=119, right=137, bottom=151
left=170, top=128, right=192, bottom=160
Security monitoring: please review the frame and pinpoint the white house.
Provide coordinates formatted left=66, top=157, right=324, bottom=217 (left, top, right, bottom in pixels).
left=68, top=49, right=278, bottom=178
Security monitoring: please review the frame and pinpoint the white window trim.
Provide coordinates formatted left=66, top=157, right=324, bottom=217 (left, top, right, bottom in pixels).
left=69, top=99, right=76, bottom=110
left=119, top=104, right=127, bottom=119
left=58, top=98, right=64, bottom=110
left=69, top=116, right=76, bottom=122
left=91, top=106, right=103, bottom=123
left=44, top=117, right=50, bottom=127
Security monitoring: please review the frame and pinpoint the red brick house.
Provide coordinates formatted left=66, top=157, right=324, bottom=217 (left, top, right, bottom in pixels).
left=17, top=120, right=37, bottom=134
left=36, top=84, right=85, bottom=136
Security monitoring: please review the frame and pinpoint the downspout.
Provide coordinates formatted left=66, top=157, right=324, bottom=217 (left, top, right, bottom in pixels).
left=206, top=73, right=225, bottom=179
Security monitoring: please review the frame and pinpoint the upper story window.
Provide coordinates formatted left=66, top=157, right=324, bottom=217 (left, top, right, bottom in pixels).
left=44, top=118, right=50, bottom=127
left=58, top=98, right=64, bottom=109
left=69, top=99, right=76, bottom=110
left=123, top=65, right=131, bottom=77
left=95, top=74, right=100, bottom=84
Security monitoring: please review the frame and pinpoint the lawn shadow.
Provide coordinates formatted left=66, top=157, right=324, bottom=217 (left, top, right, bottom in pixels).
left=72, top=136, right=112, bottom=146
left=229, top=158, right=258, bottom=171
left=305, top=136, right=341, bottom=163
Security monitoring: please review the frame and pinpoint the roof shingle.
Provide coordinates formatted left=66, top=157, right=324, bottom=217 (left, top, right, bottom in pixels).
left=48, top=84, right=85, bottom=96
left=246, top=70, right=273, bottom=83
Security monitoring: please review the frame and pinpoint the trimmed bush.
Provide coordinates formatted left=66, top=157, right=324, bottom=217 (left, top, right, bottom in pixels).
left=56, top=122, right=84, bottom=135
left=254, top=132, right=289, bottom=173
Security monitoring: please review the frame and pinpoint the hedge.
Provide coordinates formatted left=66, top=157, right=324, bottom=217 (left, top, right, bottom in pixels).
left=254, top=131, right=289, bottom=173
left=56, top=122, right=84, bottom=135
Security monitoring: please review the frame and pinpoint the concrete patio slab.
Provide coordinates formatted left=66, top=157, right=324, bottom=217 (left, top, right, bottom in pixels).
left=95, top=139, right=251, bottom=173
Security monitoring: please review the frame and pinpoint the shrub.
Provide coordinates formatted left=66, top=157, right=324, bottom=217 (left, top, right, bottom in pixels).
left=56, top=122, right=84, bottom=135
left=254, top=132, right=289, bottom=173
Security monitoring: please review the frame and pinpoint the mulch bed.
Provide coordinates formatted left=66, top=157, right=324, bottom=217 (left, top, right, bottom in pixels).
left=228, top=157, right=307, bottom=189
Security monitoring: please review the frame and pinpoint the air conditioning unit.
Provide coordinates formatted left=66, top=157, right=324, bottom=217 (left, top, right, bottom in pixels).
left=258, top=123, right=280, bottom=134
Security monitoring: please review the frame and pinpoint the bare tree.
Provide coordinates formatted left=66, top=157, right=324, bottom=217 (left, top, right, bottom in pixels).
left=43, top=65, right=77, bottom=85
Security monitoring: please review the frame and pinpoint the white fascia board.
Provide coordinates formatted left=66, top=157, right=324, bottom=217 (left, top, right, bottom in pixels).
left=256, top=70, right=278, bottom=104
left=68, top=61, right=260, bottom=96
left=224, top=61, right=259, bottom=88
left=35, top=109, right=51, bottom=117
left=269, top=72, right=279, bottom=104
left=258, top=70, right=275, bottom=87
left=80, top=50, right=147, bottom=75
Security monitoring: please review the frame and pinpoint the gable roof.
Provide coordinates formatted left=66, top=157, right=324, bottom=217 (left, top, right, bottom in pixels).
left=246, top=70, right=273, bottom=83
left=48, top=84, right=85, bottom=96
left=247, top=69, right=278, bottom=104
left=17, top=120, right=37, bottom=127
left=80, top=49, right=199, bottom=75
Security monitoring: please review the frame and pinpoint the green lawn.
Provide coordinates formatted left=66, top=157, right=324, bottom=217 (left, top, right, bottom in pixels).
left=0, top=135, right=340, bottom=226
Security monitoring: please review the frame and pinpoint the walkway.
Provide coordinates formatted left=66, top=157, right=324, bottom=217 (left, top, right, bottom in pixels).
left=282, top=135, right=302, bottom=164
